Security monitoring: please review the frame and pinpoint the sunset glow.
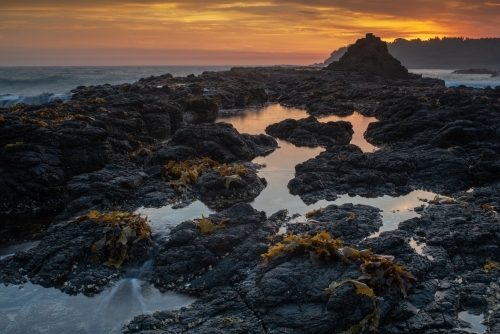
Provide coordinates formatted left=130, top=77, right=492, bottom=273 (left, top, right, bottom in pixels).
left=1, top=0, right=500, bottom=65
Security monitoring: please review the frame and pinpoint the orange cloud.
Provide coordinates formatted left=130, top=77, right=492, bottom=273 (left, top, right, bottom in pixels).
left=0, top=1, right=499, bottom=65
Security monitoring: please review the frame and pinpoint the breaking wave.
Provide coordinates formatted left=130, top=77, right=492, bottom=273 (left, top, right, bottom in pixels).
left=0, top=93, right=72, bottom=108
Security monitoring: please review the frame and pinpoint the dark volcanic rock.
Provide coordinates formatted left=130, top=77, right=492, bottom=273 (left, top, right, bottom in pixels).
left=147, top=203, right=390, bottom=333
left=326, top=33, right=409, bottom=77
left=153, top=203, right=284, bottom=292
left=0, top=70, right=273, bottom=231
left=265, top=116, right=353, bottom=147
left=195, top=163, right=268, bottom=209
left=0, top=217, right=151, bottom=296
left=147, top=122, right=277, bottom=165
left=128, top=193, right=500, bottom=333
left=288, top=144, right=472, bottom=203
left=124, top=288, right=264, bottom=333
left=184, top=96, right=219, bottom=123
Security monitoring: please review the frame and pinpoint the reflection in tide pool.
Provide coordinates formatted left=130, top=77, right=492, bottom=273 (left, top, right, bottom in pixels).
left=458, top=311, right=487, bottom=333
left=138, top=200, right=215, bottom=236
left=409, top=237, right=434, bottom=261
left=223, top=105, right=435, bottom=229
left=0, top=280, right=195, bottom=334
left=218, top=104, right=377, bottom=152
left=141, top=104, right=437, bottom=234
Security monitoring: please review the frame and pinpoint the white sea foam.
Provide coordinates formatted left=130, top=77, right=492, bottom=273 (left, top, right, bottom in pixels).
left=410, top=69, right=500, bottom=88
left=0, top=93, right=72, bottom=107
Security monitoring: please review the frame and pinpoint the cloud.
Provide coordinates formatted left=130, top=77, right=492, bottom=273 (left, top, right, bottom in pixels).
left=1, top=0, right=499, bottom=65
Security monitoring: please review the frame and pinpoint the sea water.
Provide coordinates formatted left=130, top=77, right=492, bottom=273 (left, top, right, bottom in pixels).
left=410, top=69, right=500, bottom=88
left=0, top=66, right=232, bottom=107
left=1, top=66, right=499, bottom=107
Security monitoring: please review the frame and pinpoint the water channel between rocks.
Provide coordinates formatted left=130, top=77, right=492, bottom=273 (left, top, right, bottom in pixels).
left=0, top=104, right=443, bottom=333
left=139, top=104, right=439, bottom=236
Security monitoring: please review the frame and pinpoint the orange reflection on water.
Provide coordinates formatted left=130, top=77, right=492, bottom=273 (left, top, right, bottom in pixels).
left=217, top=104, right=377, bottom=153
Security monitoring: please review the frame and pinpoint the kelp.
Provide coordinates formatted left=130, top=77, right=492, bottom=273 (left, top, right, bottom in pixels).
left=15, top=106, right=95, bottom=127
left=194, top=215, right=228, bottom=234
left=359, top=254, right=415, bottom=297
left=262, top=231, right=416, bottom=296
left=128, top=141, right=152, bottom=158
left=68, top=211, right=152, bottom=268
left=87, top=97, right=106, bottom=104
left=218, top=317, right=243, bottom=328
left=346, top=213, right=357, bottom=221
left=431, top=195, right=468, bottom=205
left=5, top=142, right=24, bottom=148
left=261, top=231, right=346, bottom=264
left=162, top=157, right=218, bottom=193
left=162, top=157, right=247, bottom=193
left=482, top=204, right=496, bottom=212
left=305, top=207, right=324, bottom=218
left=485, top=258, right=500, bottom=273
left=325, top=280, right=380, bottom=334
left=213, top=163, right=248, bottom=177
left=8, top=103, right=27, bottom=113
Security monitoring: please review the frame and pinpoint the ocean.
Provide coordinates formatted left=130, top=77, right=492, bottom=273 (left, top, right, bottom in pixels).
left=1, top=66, right=499, bottom=107
left=0, top=66, right=232, bottom=107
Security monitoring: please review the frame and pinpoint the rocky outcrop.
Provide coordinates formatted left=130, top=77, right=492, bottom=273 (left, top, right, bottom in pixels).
left=0, top=214, right=152, bottom=295
left=147, top=122, right=277, bottom=166
left=326, top=33, right=409, bottom=77
left=0, top=72, right=274, bottom=239
left=153, top=203, right=282, bottom=292
left=288, top=144, right=472, bottom=203
left=265, top=116, right=353, bottom=147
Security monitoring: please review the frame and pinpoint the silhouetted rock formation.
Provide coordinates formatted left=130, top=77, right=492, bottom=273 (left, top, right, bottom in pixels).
left=320, top=36, right=500, bottom=69
left=325, top=33, right=409, bottom=77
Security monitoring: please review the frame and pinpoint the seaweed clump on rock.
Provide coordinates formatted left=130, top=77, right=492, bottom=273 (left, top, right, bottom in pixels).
left=326, top=33, right=409, bottom=77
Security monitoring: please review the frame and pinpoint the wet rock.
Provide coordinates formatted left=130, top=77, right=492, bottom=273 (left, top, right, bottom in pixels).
left=288, top=144, right=471, bottom=203
left=124, top=288, right=264, bottom=333
left=265, top=116, right=353, bottom=147
left=148, top=122, right=277, bottom=165
left=184, top=96, right=219, bottom=123
left=195, top=163, right=267, bottom=209
left=149, top=203, right=395, bottom=333
left=0, top=217, right=151, bottom=296
left=153, top=203, right=284, bottom=291
left=56, top=164, right=178, bottom=221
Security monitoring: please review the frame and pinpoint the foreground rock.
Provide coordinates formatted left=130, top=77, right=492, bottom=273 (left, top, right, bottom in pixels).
left=265, top=116, right=353, bottom=147
left=126, top=184, right=500, bottom=333
left=0, top=212, right=152, bottom=296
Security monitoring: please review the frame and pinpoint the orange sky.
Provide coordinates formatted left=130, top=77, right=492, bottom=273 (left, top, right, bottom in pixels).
left=1, top=0, right=500, bottom=65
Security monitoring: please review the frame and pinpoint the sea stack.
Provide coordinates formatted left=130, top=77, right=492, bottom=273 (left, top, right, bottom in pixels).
left=326, top=33, right=409, bottom=77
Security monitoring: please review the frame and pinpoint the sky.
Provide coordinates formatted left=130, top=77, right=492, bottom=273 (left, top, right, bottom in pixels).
left=1, top=0, right=500, bottom=66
